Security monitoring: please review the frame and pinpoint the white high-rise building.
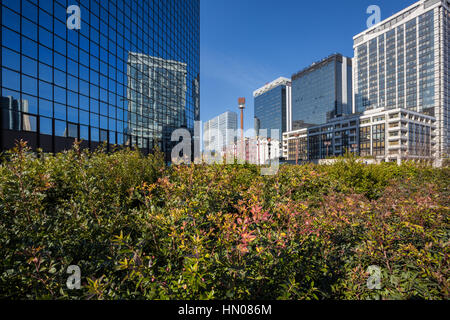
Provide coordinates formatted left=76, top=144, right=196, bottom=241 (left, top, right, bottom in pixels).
left=353, top=0, right=449, bottom=166
left=203, top=111, right=238, bottom=154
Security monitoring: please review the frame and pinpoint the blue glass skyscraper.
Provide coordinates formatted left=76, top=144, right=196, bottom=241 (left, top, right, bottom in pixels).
left=253, top=77, right=292, bottom=139
left=0, top=0, right=200, bottom=161
left=291, top=54, right=353, bottom=130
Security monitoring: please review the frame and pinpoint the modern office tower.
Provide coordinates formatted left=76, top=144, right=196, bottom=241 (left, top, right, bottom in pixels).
left=0, top=0, right=200, bottom=160
left=203, top=111, right=238, bottom=155
left=253, top=77, right=292, bottom=139
left=291, top=54, right=353, bottom=129
left=126, top=53, right=187, bottom=154
left=353, top=0, right=449, bottom=165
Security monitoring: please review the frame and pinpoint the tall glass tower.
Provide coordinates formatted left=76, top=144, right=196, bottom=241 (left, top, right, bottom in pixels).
left=0, top=0, right=200, bottom=160
left=291, top=54, right=353, bottom=130
left=353, top=0, right=449, bottom=165
left=253, top=77, right=292, bottom=139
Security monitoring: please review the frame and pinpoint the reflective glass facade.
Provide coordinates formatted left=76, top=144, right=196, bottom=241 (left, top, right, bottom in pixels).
left=291, top=54, right=353, bottom=130
left=254, top=84, right=287, bottom=140
left=0, top=0, right=200, bottom=160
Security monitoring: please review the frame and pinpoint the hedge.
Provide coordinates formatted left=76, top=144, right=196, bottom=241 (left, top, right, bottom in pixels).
left=0, top=141, right=448, bottom=299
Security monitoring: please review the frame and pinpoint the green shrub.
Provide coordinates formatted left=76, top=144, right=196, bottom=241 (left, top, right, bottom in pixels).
left=0, top=141, right=448, bottom=299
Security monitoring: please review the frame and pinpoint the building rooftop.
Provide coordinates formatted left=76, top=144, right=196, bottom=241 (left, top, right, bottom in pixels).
left=353, top=0, right=449, bottom=45
left=204, top=110, right=238, bottom=125
left=291, top=53, right=351, bottom=81
left=253, top=77, right=291, bottom=98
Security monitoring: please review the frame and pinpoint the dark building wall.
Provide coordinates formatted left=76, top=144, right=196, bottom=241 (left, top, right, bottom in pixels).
left=0, top=0, right=200, bottom=158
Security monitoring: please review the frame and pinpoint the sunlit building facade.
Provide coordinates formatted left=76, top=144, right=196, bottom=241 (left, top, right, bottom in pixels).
left=0, top=0, right=200, bottom=160
left=254, top=77, right=292, bottom=139
left=203, top=110, right=237, bottom=155
left=291, top=54, right=353, bottom=129
left=353, top=0, right=449, bottom=165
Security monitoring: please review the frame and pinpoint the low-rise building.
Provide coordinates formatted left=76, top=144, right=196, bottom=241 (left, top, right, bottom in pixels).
left=283, top=108, right=435, bottom=164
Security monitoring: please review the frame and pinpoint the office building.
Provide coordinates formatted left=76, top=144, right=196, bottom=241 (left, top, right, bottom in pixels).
left=358, top=108, right=435, bottom=163
left=126, top=53, right=187, bottom=153
left=254, top=77, right=292, bottom=139
left=283, top=0, right=448, bottom=166
left=283, top=115, right=359, bottom=162
left=0, top=0, right=200, bottom=161
left=203, top=111, right=238, bottom=155
left=283, top=108, right=435, bottom=164
left=291, top=53, right=353, bottom=129
left=353, top=0, right=449, bottom=165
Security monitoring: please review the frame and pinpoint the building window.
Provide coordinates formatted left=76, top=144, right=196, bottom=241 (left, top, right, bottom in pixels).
left=359, top=127, right=371, bottom=157
left=68, top=123, right=78, bottom=139
left=372, top=124, right=386, bottom=156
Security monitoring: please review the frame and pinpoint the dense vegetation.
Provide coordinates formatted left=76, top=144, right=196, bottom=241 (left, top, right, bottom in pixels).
left=0, top=141, right=448, bottom=300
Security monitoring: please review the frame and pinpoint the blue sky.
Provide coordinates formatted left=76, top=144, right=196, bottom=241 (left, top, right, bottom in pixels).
left=200, top=0, right=417, bottom=133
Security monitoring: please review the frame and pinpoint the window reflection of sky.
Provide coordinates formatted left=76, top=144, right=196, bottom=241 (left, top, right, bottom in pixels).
left=1, top=0, right=199, bottom=157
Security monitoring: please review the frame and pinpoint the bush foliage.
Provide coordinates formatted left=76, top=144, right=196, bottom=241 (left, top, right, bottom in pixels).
left=0, top=141, right=448, bottom=300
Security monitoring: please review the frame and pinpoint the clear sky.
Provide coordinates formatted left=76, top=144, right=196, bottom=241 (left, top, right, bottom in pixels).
left=200, top=0, right=417, bottom=134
